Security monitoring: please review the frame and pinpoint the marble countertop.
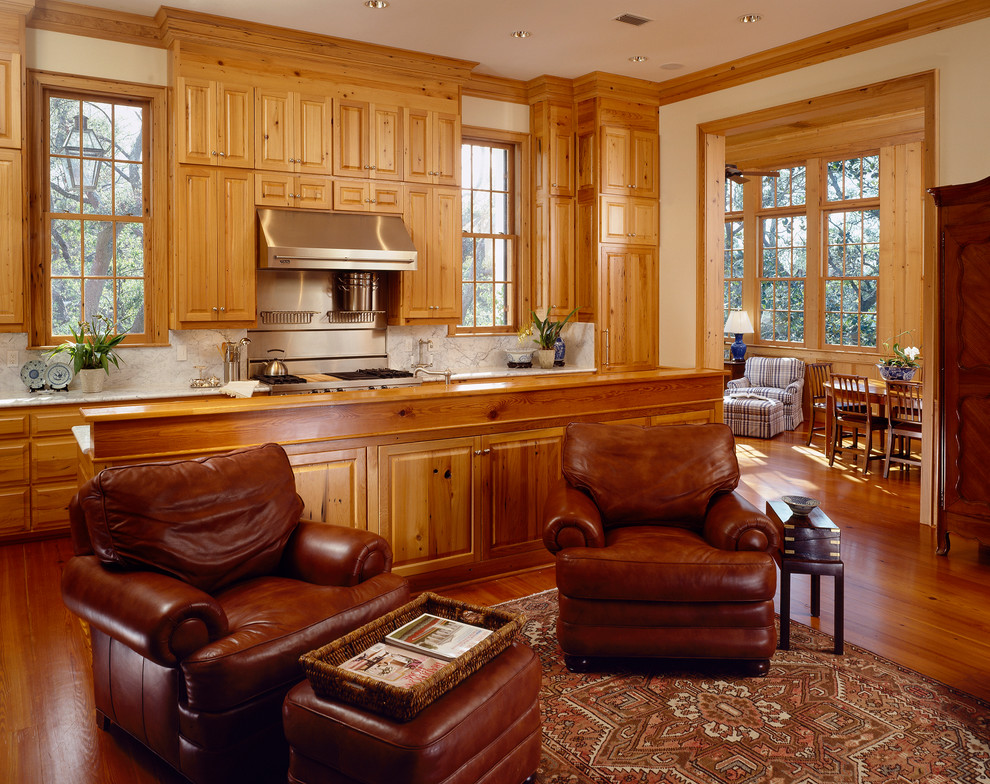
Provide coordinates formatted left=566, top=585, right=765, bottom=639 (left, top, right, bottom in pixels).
left=0, top=365, right=596, bottom=408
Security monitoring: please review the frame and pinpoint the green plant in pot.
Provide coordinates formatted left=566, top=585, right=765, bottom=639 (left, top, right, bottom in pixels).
left=48, top=314, right=127, bottom=392
left=877, top=330, right=921, bottom=382
left=520, top=306, right=578, bottom=368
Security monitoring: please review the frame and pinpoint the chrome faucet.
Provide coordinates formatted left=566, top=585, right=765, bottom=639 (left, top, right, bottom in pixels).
left=414, top=367, right=452, bottom=387
left=412, top=338, right=434, bottom=369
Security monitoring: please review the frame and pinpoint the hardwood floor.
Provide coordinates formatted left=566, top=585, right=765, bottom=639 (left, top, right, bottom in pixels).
left=2, top=429, right=988, bottom=784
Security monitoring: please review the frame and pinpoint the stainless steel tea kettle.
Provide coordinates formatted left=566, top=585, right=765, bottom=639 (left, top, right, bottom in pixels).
left=263, top=349, right=288, bottom=376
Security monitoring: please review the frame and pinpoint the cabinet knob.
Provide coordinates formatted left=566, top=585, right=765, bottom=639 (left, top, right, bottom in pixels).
left=370, top=199, right=377, bottom=204
left=551, top=183, right=557, bottom=187
left=218, top=151, right=226, bottom=157
left=219, top=307, right=226, bottom=312
left=212, top=306, right=219, bottom=312
left=289, top=158, right=296, bottom=164
left=211, top=150, right=218, bottom=156
left=370, top=165, right=377, bottom=170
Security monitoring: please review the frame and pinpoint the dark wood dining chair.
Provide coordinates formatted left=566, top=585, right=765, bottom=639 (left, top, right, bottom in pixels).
left=884, top=380, right=923, bottom=477
left=806, top=362, right=832, bottom=445
left=829, top=373, right=888, bottom=473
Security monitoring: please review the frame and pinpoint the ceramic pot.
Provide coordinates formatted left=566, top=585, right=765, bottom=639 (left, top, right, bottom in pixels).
left=78, top=368, right=107, bottom=393
left=877, top=364, right=917, bottom=382
left=553, top=336, right=565, bottom=366
left=536, top=349, right=556, bottom=369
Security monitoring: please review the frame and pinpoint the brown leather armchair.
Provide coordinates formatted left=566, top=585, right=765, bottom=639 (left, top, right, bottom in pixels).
left=61, top=443, right=410, bottom=784
left=543, top=422, right=783, bottom=674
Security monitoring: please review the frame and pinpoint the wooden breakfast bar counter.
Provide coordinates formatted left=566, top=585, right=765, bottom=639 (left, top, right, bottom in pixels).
left=79, top=369, right=724, bottom=588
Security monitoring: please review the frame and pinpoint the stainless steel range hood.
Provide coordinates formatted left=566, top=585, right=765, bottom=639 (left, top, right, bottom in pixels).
left=258, top=208, right=418, bottom=270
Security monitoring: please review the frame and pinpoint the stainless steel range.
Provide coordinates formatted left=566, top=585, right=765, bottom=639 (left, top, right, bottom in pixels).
left=247, top=267, right=421, bottom=395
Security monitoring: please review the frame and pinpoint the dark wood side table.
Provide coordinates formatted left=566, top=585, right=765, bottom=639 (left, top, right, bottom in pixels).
left=766, top=499, right=844, bottom=654
left=723, top=360, right=746, bottom=388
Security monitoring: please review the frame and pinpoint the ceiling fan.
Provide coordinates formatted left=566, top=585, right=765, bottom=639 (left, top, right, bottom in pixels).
left=725, top=163, right=781, bottom=182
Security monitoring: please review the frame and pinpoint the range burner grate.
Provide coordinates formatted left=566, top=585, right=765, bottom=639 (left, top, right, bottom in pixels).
left=252, top=374, right=308, bottom=385
left=330, top=368, right=415, bottom=380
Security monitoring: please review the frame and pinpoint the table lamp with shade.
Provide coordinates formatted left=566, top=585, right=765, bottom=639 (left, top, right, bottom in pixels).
left=724, top=309, right=754, bottom=361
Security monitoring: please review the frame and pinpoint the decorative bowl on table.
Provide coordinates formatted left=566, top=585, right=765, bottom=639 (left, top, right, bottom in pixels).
left=505, top=350, right=532, bottom=368
left=781, top=495, right=820, bottom=516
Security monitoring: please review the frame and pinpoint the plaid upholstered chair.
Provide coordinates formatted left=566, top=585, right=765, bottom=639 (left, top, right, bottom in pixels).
left=726, top=356, right=806, bottom=431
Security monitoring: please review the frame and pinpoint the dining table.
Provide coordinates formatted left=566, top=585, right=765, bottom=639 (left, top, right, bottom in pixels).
left=822, top=377, right=888, bottom=463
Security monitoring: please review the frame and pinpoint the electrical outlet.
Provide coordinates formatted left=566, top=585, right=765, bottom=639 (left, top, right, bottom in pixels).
left=6, top=350, right=17, bottom=367
left=176, top=345, right=187, bottom=361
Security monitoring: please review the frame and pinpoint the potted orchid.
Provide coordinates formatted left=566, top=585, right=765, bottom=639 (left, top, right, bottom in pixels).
left=877, top=331, right=921, bottom=382
left=47, top=314, right=127, bottom=393
left=518, top=306, right=578, bottom=368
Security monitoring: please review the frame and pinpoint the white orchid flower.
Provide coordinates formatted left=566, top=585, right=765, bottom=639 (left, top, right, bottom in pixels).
left=903, top=346, right=921, bottom=361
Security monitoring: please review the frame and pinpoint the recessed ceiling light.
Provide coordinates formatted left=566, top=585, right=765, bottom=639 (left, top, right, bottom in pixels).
left=364, top=0, right=388, bottom=8
left=628, top=56, right=648, bottom=63
left=738, top=13, right=762, bottom=23
left=510, top=30, right=532, bottom=38
left=660, top=62, right=684, bottom=71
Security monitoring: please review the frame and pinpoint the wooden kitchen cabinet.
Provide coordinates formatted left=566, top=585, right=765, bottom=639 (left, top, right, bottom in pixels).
left=389, top=185, right=460, bottom=322
left=333, top=98, right=402, bottom=180
left=255, top=89, right=331, bottom=174
left=598, top=244, right=658, bottom=372
left=0, top=414, right=29, bottom=535
left=176, top=77, right=253, bottom=168
left=0, top=50, right=20, bottom=148
left=288, top=447, right=368, bottom=530
left=174, top=166, right=256, bottom=326
left=332, top=179, right=403, bottom=213
left=481, top=428, right=563, bottom=559
left=600, top=195, right=658, bottom=245
left=601, top=125, right=657, bottom=197
left=376, top=437, right=478, bottom=577
left=533, top=101, right=574, bottom=197
left=0, top=148, right=24, bottom=326
left=403, top=107, right=459, bottom=186
left=256, top=171, right=332, bottom=210
left=533, top=196, right=576, bottom=316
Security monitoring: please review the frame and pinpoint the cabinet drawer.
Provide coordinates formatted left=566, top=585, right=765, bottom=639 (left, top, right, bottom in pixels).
left=31, top=409, right=85, bottom=435
left=31, top=482, right=76, bottom=531
left=32, top=437, right=79, bottom=482
left=0, top=487, right=29, bottom=535
left=0, top=413, right=28, bottom=438
left=783, top=522, right=841, bottom=562
left=0, top=440, right=29, bottom=484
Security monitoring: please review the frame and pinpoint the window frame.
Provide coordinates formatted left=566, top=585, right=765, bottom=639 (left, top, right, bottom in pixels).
left=450, top=127, right=529, bottom=336
left=28, top=71, right=168, bottom=349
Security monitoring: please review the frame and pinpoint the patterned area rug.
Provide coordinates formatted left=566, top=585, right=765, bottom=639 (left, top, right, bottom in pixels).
left=499, top=590, right=990, bottom=784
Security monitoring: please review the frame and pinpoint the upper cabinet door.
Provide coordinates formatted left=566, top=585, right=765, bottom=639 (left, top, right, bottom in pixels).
left=255, top=89, right=292, bottom=172
left=218, top=84, right=254, bottom=168
left=432, top=112, right=460, bottom=187
left=403, top=108, right=459, bottom=185
left=0, top=150, right=23, bottom=326
left=403, top=107, right=431, bottom=183
left=630, top=129, right=657, bottom=197
left=177, top=77, right=218, bottom=166
left=0, top=51, right=21, bottom=149
left=333, top=98, right=369, bottom=177
left=601, top=126, right=631, bottom=193
left=295, top=94, right=331, bottom=174
left=371, top=104, right=403, bottom=180
left=548, top=104, right=573, bottom=196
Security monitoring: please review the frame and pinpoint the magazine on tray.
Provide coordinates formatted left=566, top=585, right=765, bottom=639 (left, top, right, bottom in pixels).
left=340, top=642, right=447, bottom=688
left=384, top=612, right=493, bottom=661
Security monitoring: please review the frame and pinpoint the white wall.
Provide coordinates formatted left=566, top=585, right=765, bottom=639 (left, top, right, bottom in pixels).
left=26, top=30, right=167, bottom=84
left=657, top=17, right=990, bottom=368
left=462, top=96, right=529, bottom=133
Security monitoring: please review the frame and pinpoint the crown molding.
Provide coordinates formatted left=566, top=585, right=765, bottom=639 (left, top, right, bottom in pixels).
left=657, top=0, right=990, bottom=105
left=462, top=72, right=528, bottom=103
left=28, top=0, right=162, bottom=47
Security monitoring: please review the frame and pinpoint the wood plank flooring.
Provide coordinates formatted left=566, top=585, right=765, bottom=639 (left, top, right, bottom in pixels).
left=2, top=429, right=988, bottom=784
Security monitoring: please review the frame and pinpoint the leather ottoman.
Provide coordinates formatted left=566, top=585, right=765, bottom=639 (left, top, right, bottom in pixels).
left=283, top=641, right=541, bottom=784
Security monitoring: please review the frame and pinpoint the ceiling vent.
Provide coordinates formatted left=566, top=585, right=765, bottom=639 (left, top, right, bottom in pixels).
left=614, top=13, right=651, bottom=26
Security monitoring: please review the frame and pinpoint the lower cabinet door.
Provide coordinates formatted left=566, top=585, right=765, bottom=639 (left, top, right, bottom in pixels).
left=0, top=488, right=29, bottom=535
left=31, top=482, right=77, bottom=531
left=377, top=437, right=477, bottom=576
left=289, top=448, right=368, bottom=529
left=481, top=428, right=563, bottom=558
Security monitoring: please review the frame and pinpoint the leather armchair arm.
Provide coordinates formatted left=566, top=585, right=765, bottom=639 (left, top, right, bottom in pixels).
left=543, top=477, right=606, bottom=553
left=281, top=521, right=393, bottom=587
left=703, top=492, right=783, bottom=554
left=726, top=377, right=750, bottom=391
left=61, top=555, right=228, bottom=668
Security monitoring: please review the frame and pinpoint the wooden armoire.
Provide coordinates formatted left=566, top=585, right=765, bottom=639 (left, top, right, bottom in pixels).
left=930, top=175, right=990, bottom=554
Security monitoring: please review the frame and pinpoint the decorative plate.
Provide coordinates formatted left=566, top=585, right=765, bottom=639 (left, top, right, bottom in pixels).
left=20, top=359, right=46, bottom=390
left=45, top=361, right=73, bottom=390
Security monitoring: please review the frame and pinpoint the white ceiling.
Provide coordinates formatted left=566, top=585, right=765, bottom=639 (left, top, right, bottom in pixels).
left=86, top=0, right=922, bottom=82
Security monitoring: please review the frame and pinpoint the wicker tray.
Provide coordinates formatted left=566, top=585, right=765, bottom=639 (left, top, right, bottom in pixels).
left=300, top=592, right=525, bottom=721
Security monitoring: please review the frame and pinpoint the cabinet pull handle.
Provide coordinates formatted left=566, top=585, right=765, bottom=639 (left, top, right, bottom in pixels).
left=604, top=328, right=610, bottom=365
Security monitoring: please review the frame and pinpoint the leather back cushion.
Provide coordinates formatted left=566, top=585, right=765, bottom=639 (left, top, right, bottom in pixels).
left=77, top=443, right=304, bottom=593
left=562, top=422, right=740, bottom=528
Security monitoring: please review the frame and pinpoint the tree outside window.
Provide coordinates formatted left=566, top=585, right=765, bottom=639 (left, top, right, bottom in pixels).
left=460, top=140, right=516, bottom=331
left=45, top=93, right=149, bottom=340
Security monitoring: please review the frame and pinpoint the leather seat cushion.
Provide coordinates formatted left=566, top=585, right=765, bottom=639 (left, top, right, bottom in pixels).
left=562, top=422, right=739, bottom=528
left=556, top=526, right=776, bottom=603
left=182, top=573, right=409, bottom=713
left=77, top=443, right=303, bottom=593
left=283, top=642, right=541, bottom=784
